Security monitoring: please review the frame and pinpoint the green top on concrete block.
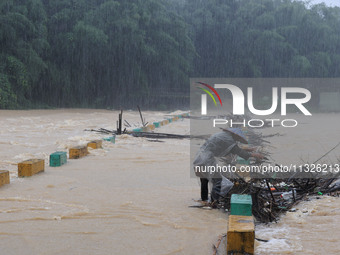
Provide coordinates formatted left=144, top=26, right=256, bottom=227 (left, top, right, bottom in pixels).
left=167, top=118, right=172, bottom=123
left=51, top=151, right=67, bottom=156
left=103, top=136, right=116, bottom=143
left=230, top=194, right=252, bottom=216
left=153, top=122, right=160, bottom=128
left=133, top=128, right=142, bottom=132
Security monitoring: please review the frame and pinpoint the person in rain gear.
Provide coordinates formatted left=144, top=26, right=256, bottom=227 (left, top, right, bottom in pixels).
left=193, top=128, right=264, bottom=203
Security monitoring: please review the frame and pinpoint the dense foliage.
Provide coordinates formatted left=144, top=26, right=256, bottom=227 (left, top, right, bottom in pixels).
left=1, top=0, right=340, bottom=109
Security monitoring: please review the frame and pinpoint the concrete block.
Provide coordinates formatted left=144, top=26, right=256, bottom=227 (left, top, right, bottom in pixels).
left=87, top=140, right=103, bottom=149
left=147, top=124, right=155, bottom=131
left=227, top=215, right=255, bottom=255
left=50, top=151, right=67, bottom=167
left=69, top=146, right=88, bottom=159
left=103, top=136, right=116, bottom=143
left=0, top=170, right=10, bottom=186
left=18, top=159, right=45, bottom=177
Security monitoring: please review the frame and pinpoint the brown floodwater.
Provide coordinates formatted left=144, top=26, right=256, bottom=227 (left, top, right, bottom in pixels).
left=0, top=109, right=339, bottom=254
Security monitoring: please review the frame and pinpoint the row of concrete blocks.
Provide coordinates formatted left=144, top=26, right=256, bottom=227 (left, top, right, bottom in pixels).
left=132, top=113, right=189, bottom=133
left=0, top=113, right=190, bottom=186
left=0, top=138, right=115, bottom=187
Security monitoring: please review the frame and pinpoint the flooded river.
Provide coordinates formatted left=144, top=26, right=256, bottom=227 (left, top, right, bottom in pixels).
left=0, top=109, right=339, bottom=254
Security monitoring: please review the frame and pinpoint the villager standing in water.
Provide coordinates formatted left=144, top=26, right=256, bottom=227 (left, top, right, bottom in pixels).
left=193, top=128, right=264, bottom=203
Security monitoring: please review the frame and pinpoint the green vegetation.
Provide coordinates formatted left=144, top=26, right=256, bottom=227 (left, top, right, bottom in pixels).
left=0, top=0, right=339, bottom=109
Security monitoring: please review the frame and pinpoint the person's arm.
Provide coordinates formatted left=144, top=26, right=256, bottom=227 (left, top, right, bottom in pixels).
left=242, top=146, right=256, bottom=152
left=230, top=145, right=264, bottom=160
left=230, top=145, right=251, bottom=160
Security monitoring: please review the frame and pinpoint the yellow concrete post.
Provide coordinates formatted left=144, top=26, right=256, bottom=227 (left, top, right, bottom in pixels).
left=18, top=159, right=45, bottom=177
left=0, top=170, right=10, bottom=186
left=69, top=146, right=88, bottom=159
left=147, top=124, right=155, bottom=131
left=87, top=140, right=103, bottom=149
left=227, top=215, right=255, bottom=255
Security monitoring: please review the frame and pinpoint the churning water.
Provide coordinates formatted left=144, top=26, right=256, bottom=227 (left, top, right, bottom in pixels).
left=0, top=109, right=339, bottom=254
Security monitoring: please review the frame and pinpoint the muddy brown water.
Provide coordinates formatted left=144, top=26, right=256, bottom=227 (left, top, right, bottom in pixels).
left=0, top=109, right=339, bottom=254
